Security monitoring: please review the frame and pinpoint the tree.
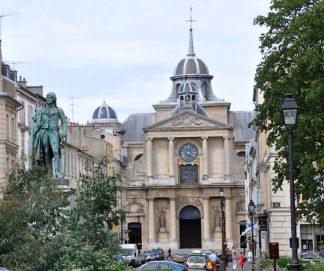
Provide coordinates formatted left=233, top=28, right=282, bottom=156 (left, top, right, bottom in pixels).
left=0, top=167, right=71, bottom=270
left=60, top=158, right=128, bottom=270
left=0, top=159, right=130, bottom=271
left=252, top=0, right=324, bottom=222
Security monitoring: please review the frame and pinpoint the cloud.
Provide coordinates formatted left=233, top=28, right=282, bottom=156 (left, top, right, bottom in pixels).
left=2, top=0, right=270, bottom=125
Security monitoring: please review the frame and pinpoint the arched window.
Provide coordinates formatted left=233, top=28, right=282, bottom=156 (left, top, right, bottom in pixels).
left=237, top=151, right=246, bottom=159
left=179, top=205, right=201, bottom=219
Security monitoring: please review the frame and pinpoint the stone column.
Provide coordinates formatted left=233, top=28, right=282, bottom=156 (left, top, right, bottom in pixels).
left=148, top=198, right=155, bottom=242
left=224, top=137, right=230, bottom=176
left=225, top=197, right=232, bottom=242
left=168, top=137, right=175, bottom=177
left=146, top=137, right=153, bottom=178
left=202, top=137, right=208, bottom=179
left=203, top=197, right=210, bottom=241
left=169, top=197, right=176, bottom=241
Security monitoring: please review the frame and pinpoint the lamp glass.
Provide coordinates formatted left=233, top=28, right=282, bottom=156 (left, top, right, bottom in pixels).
left=248, top=200, right=256, bottom=215
left=219, top=188, right=225, bottom=197
left=283, top=109, right=297, bottom=125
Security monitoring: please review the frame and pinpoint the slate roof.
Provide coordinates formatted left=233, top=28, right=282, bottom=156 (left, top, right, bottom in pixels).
left=122, top=113, right=155, bottom=142
left=229, top=111, right=256, bottom=142
left=122, top=111, right=255, bottom=143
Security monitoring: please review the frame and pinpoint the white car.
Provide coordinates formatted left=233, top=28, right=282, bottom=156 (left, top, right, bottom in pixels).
left=185, top=255, right=207, bottom=270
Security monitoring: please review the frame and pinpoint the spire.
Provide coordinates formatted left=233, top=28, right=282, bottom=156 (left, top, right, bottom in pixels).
left=186, top=6, right=196, bottom=56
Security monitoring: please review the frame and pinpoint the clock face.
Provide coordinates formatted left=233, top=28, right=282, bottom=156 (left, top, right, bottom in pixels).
left=179, top=143, right=198, bottom=163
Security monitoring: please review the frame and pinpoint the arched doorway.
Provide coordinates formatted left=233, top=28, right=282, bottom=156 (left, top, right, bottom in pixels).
left=179, top=205, right=201, bottom=248
left=128, top=222, right=142, bottom=250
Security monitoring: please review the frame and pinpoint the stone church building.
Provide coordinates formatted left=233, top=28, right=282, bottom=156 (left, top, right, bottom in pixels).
left=120, top=26, right=255, bottom=251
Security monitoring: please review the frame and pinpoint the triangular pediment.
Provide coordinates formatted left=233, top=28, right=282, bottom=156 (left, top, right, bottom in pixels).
left=145, top=109, right=231, bottom=131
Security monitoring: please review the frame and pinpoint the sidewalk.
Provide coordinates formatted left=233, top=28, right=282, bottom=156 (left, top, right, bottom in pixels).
left=224, top=261, right=252, bottom=271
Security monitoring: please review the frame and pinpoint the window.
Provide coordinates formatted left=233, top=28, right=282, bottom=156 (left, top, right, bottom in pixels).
left=316, top=235, right=324, bottom=251
left=179, top=165, right=198, bottom=184
left=237, top=151, right=245, bottom=159
left=157, top=263, right=173, bottom=271
left=6, top=115, right=9, bottom=140
left=301, top=239, right=313, bottom=252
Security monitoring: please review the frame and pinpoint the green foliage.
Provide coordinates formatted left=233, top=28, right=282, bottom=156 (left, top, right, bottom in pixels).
left=252, top=0, right=324, bottom=223
left=0, top=166, right=71, bottom=270
left=0, top=158, right=128, bottom=271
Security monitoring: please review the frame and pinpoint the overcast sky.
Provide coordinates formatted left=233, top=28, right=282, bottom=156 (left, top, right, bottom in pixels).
left=2, top=0, right=270, bottom=124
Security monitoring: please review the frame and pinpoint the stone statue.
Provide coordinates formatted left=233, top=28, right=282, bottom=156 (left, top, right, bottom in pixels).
left=214, top=211, right=221, bottom=231
left=29, top=92, right=68, bottom=178
left=160, top=212, right=166, bottom=228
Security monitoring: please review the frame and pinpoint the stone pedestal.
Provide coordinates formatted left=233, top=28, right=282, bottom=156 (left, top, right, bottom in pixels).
left=158, top=230, right=169, bottom=242
left=160, top=227, right=166, bottom=233
left=214, top=230, right=222, bottom=241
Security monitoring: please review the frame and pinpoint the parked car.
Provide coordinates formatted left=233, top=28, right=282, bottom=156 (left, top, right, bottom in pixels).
left=144, top=250, right=158, bottom=261
left=136, top=260, right=188, bottom=271
left=185, top=255, right=207, bottom=270
left=173, top=251, right=189, bottom=263
left=138, top=252, right=148, bottom=265
left=299, top=252, right=321, bottom=261
left=154, top=248, right=165, bottom=260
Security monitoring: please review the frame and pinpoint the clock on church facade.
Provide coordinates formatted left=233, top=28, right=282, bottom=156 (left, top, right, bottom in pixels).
left=179, top=143, right=198, bottom=163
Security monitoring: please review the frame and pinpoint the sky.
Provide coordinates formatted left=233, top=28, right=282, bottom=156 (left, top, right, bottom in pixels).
left=1, top=0, right=270, bottom=124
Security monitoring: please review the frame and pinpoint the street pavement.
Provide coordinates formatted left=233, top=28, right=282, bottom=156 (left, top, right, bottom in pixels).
left=224, top=261, right=252, bottom=271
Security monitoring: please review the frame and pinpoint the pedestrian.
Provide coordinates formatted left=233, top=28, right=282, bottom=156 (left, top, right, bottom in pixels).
left=232, top=251, right=237, bottom=270
left=247, top=249, right=253, bottom=263
left=167, top=247, right=172, bottom=259
left=237, top=251, right=245, bottom=270
left=208, top=250, right=218, bottom=271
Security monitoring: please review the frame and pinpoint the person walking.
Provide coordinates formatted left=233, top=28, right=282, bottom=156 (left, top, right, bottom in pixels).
left=232, top=251, right=237, bottom=270
left=208, top=250, right=218, bottom=271
left=237, top=252, right=245, bottom=270
left=166, top=248, right=172, bottom=259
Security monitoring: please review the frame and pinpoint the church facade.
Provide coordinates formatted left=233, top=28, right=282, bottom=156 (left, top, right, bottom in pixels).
left=121, top=26, right=255, bottom=251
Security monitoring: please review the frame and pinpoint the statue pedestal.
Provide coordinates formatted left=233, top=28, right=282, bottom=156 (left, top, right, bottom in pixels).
left=160, top=227, right=166, bottom=233
left=214, top=230, right=222, bottom=241
left=158, top=230, right=169, bottom=242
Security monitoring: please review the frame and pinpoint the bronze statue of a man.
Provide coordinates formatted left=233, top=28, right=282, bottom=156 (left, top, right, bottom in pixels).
left=29, top=92, right=68, bottom=178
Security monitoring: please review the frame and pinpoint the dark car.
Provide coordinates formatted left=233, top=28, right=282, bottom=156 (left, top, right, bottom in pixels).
left=144, top=250, right=158, bottom=261
left=138, top=252, right=148, bottom=265
left=136, top=260, right=188, bottom=271
left=173, top=251, right=189, bottom=263
left=154, top=248, right=165, bottom=260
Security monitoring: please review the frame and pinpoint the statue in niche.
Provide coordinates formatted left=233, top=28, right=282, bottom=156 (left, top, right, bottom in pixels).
left=159, top=211, right=166, bottom=232
left=214, top=211, right=222, bottom=232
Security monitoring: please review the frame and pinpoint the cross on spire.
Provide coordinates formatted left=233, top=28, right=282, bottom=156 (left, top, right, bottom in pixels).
left=186, top=6, right=196, bottom=31
left=186, top=6, right=196, bottom=56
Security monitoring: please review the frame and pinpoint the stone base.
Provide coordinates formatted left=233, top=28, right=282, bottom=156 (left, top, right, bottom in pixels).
left=160, top=227, right=167, bottom=232
left=158, top=231, right=169, bottom=242
left=214, top=231, right=222, bottom=240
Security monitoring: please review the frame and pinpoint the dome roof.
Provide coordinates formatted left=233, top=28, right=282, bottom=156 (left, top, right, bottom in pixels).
left=173, top=27, right=209, bottom=76
left=174, top=56, right=209, bottom=76
left=91, top=101, right=118, bottom=123
left=179, top=80, right=198, bottom=94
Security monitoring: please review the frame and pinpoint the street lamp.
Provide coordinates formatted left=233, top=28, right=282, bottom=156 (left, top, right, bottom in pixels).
left=219, top=188, right=226, bottom=268
left=248, top=200, right=256, bottom=271
left=281, top=93, right=300, bottom=271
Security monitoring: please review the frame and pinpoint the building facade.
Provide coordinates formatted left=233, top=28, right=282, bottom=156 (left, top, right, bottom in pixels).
left=121, top=26, right=255, bottom=251
left=247, top=88, right=324, bottom=257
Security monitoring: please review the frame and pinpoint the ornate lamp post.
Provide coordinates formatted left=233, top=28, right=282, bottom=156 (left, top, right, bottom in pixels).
left=248, top=200, right=256, bottom=271
left=281, top=93, right=300, bottom=271
left=219, top=188, right=226, bottom=268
